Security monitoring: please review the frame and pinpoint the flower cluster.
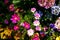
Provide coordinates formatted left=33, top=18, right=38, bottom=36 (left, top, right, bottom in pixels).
left=38, top=0, right=55, bottom=9
left=0, top=0, right=60, bottom=40
left=31, top=8, right=41, bottom=32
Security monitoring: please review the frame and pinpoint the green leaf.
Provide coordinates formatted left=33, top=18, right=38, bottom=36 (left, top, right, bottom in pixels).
left=13, top=0, right=21, bottom=4
left=47, top=37, right=52, bottom=40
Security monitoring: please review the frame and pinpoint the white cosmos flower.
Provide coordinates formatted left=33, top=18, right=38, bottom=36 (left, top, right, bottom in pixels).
left=27, top=29, right=34, bottom=36
left=33, top=20, right=40, bottom=26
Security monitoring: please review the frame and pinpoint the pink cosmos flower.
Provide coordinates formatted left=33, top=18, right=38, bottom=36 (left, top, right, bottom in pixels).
left=35, top=26, right=41, bottom=31
left=22, top=22, right=30, bottom=29
left=38, top=0, right=55, bottom=9
left=10, top=14, right=20, bottom=23
left=34, top=12, right=40, bottom=19
left=14, top=25, right=19, bottom=31
left=31, top=8, right=36, bottom=13
left=9, top=4, right=14, bottom=11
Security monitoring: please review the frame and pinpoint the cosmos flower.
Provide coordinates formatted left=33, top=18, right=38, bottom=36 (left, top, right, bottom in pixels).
left=4, top=19, right=9, bottom=24
left=9, top=4, right=14, bottom=11
left=51, top=6, right=60, bottom=15
left=35, top=26, right=41, bottom=31
left=38, top=0, right=55, bottom=9
left=33, top=20, right=40, bottom=26
left=32, top=36, right=40, bottom=40
left=27, top=29, right=34, bottom=36
left=55, top=17, right=60, bottom=31
left=20, top=22, right=30, bottom=29
left=34, top=12, right=40, bottom=19
left=14, top=25, right=19, bottom=31
left=31, top=8, right=36, bottom=13
left=10, top=13, right=20, bottom=23
left=32, top=33, right=40, bottom=40
left=23, top=22, right=30, bottom=29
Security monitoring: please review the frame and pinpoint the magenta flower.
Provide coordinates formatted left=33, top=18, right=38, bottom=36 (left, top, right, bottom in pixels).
left=9, top=4, right=14, bottom=11
left=10, top=14, right=20, bottom=23
left=38, top=0, right=55, bottom=9
left=4, top=19, right=9, bottom=24
left=14, top=25, right=19, bottom=31
left=32, top=33, right=40, bottom=40
left=34, top=12, right=40, bottom=19
left=23, top=22, right=30, bottom=29
left=32, top=37, right=40, bottom=40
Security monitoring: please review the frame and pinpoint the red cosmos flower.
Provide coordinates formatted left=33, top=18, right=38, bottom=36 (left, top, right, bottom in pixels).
left=32, top=33, right=40, bottom=40
left=9, top=4, right=14, bottom=11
